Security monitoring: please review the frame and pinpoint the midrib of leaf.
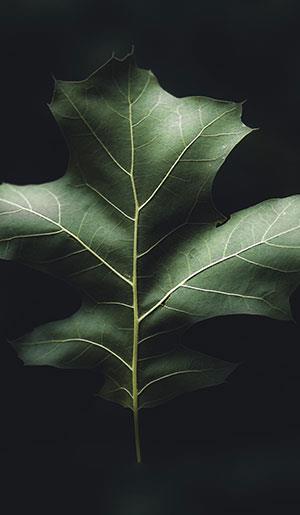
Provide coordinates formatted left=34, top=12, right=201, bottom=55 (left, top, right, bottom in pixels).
left=127, top=63, right=142, bottom=464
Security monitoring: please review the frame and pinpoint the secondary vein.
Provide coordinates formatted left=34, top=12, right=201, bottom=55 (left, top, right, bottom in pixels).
left=0, top=197, right=132, bottom=286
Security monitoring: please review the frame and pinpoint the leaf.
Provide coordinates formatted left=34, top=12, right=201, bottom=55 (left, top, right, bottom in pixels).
left=1, top=50, right=300, bottom=461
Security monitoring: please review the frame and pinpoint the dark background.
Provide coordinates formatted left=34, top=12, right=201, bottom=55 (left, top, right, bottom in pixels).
left=0, top=1, right=300, bottom=513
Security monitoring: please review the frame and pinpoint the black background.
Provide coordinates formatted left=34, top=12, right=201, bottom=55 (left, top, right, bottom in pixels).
left=0, top=1, right=300, bottom=513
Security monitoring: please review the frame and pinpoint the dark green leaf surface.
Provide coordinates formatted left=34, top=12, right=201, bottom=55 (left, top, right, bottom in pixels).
left=1, top=51, right=300, bottom=413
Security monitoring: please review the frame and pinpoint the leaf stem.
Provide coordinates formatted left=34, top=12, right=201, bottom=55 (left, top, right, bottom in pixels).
left=133, top=375, right=141, bottom=463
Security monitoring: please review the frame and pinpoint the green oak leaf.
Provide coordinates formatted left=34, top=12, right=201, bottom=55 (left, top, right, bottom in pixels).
left=1, top=50, right=300, bottom=462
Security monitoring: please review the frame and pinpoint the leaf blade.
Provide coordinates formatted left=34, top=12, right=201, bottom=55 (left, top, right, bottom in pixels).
left=0, top=52, right=299, bottom=415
